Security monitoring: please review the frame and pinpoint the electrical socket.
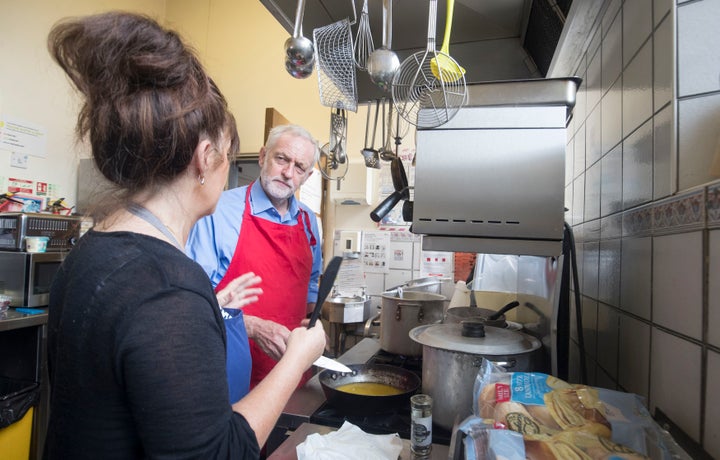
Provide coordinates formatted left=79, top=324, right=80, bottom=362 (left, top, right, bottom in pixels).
left=10, top=152, right=28, bottom=169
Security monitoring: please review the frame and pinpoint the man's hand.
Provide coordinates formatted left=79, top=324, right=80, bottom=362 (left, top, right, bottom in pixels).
left=216, top=272, right=263, bottom=310
left=244, top=315, right=290, bottom=361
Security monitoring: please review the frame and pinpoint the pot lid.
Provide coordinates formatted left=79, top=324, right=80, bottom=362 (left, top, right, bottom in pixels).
left=409, top=322, right=541, bottom=355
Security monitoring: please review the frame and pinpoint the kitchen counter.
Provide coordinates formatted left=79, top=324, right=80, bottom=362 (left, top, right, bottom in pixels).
left=267, top=422, right=450, bottom=460
left=0, top=307, right=48, bottom=331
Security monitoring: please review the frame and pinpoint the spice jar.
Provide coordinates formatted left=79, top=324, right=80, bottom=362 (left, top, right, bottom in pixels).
left=410, top=394, right=432, bottom=456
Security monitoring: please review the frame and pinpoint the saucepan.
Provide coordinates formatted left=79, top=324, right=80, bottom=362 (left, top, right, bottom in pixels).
left=318, top=364, right=420, bottom=415
left=369, top=157, right=410, bottom=222
left=443, top=300, right=520, bottom=328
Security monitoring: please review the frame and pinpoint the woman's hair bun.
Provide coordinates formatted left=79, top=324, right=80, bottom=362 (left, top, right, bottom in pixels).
left=48, top=11, right=237, bottom=196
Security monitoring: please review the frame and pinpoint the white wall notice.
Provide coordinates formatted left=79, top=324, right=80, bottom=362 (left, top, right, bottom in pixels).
left=0, top=115, right=47, bottom=158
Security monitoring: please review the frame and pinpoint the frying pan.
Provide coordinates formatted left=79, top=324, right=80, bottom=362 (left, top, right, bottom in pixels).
left=390, top=156, right=408, bottom=192
left=370, top=157, right=410, bottom=222
left=318, top=363, right=420, bottom=415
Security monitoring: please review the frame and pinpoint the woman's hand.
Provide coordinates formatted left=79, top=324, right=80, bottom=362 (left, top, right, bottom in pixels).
left=216, top=272, right=262, bottom=310
left=299, top=318, right=332, bottom=353
left=285, top=322, right=327, bottom=370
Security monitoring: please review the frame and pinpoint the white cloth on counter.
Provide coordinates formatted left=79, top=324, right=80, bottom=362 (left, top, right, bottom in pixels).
left=296, top=421, right=404, bottom=460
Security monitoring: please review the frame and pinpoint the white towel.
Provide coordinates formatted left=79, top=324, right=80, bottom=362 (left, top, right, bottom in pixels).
left=296, top=421, right=404, bottom=460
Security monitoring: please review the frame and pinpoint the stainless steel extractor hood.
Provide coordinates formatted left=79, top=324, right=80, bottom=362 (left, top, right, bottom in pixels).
left=412, top=77, right=580, bottom=257
left=260, top=0, right=572, bottom=102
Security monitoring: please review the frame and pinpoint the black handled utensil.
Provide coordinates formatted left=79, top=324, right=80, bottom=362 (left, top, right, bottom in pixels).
left=308, top=256, right=343, bottom=328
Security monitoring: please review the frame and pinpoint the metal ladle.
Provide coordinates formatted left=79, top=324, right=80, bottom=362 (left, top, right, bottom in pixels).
left=367, top=0, right=399, bottom=91
left=284, top=0, right=314, bottom=68
left=285, top=57, right=313, bottom=79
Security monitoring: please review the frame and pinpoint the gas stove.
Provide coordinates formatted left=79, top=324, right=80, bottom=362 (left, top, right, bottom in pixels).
left=267, top=338, right=456, bottom=456
left=308, top=348, right=452, bottom=445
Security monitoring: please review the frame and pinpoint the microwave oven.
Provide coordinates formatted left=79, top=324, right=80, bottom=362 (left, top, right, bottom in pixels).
left=0, top=251, right=66, bottom=307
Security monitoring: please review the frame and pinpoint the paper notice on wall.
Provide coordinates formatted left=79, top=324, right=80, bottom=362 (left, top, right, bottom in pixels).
left=8, top=177, right=33, bottom=194
left=299, top=167, right=323, bottom=215
left=0, top=115, right=47, bottom=158
left=333, top=257, right=366, bottom=297
left=420, top=251, right=454, bottom=277
left=361, top=231, right=391, bottom=274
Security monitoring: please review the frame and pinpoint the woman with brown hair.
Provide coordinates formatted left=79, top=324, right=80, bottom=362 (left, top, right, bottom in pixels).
left=44, top=11, right=325, bottom=459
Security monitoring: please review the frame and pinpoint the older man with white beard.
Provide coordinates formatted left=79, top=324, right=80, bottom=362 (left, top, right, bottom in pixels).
left=187, top=124, right=322, bottom=402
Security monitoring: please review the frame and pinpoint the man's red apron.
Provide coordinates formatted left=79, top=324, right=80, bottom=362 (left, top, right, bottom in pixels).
left=215, top=183, right=316, bottom=389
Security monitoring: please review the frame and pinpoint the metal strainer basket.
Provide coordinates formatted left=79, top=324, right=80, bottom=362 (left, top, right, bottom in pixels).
left=313, top=3, right=358, bottom=112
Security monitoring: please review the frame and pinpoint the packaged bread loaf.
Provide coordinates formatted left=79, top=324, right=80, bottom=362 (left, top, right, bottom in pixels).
left=474, top=365, right=611, bottom=440
left=459, top=361, right=687, bottom=460
left=524, top=430, right=649, bottom=460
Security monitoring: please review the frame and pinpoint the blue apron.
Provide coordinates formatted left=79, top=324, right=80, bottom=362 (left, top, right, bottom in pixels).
left=223, top=308, right=251, bottom=403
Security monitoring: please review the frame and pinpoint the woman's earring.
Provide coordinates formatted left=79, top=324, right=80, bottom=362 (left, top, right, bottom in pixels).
left=198, top=174, right=205, bottom=186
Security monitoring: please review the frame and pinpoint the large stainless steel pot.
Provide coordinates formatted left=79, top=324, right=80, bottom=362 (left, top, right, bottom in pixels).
left=386, top=276, right=452, bottom=296
left=318, top=364, right=420, bottom=415
left=409, top=321, right=542, bottom=430
left=321, top=295, right=373, bottom=323
left=380, top=291, right=445, bottom=356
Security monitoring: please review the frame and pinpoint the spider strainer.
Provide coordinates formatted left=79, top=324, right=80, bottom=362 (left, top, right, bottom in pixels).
left=313, top=2, right=358, bottom=112
left=391, top=0, right=466, bottom=128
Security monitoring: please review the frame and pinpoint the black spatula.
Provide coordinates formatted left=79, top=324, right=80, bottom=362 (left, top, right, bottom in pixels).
left=308, top=256, right=343, bottom=328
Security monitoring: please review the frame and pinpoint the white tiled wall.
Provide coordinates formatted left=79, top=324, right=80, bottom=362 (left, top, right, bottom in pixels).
left=557, top=0, right=720, bottom=456
left=619, top=237, right=652, bottom=319
left=650, top=328, right=702, bottom=441
left=705, top=350, right=720, bottom=456
left=710, top=230, right=720, bottom=348
left=677, top=0, right=720, bottom=97
left=618, top=314, right=650, bottom=400
left=652, top=232, right=703, bottom=340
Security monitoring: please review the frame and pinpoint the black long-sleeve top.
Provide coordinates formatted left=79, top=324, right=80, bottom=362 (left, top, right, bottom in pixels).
left=44, top=230, right=260, bottom=459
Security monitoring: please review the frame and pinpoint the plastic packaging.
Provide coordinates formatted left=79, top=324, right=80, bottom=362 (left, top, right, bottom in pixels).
left=460, top=360, right=693, bottom=459
left=0, top=378, right=39, bottom=429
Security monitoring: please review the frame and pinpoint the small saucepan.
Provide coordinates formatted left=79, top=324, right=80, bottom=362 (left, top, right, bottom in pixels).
left=370, top=157, right=410, bottom=222
left=444, top=300, right=521, bottom=328
left=318, top=364, right=420, bottom=415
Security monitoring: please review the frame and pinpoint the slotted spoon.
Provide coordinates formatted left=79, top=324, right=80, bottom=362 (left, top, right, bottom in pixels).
left=430, top=0, right=466, bottom=82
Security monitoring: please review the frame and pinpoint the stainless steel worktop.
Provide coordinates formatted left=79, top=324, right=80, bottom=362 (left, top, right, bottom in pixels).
left=0, top=307, right=48, bottom=331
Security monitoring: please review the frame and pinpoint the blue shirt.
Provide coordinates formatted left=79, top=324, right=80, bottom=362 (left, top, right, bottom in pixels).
left=186, top=181, right=322, bottom=303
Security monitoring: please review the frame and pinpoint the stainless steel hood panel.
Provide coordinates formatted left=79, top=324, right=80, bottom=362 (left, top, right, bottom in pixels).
left=413, top=107, right=567, bottom=238
left=464, top=76, right=580, bottom=107
left=412, top=77, right=579, bottom=257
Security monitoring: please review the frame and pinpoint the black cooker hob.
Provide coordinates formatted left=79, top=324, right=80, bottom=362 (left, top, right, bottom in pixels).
left=309, top=349, right=451, bottom=446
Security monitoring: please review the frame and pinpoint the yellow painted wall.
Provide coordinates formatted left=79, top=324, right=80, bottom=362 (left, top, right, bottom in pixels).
left=166, top=0, right=335, bottom=155
left=0, top=0, right=380, bottom=252
left=0, top=0, right=167, bottom=204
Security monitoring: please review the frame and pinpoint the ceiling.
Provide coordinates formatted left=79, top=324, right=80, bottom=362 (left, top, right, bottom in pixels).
left=261, top=0, right=531, bottom=51
left=261, top=0, right=568, bottom=103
